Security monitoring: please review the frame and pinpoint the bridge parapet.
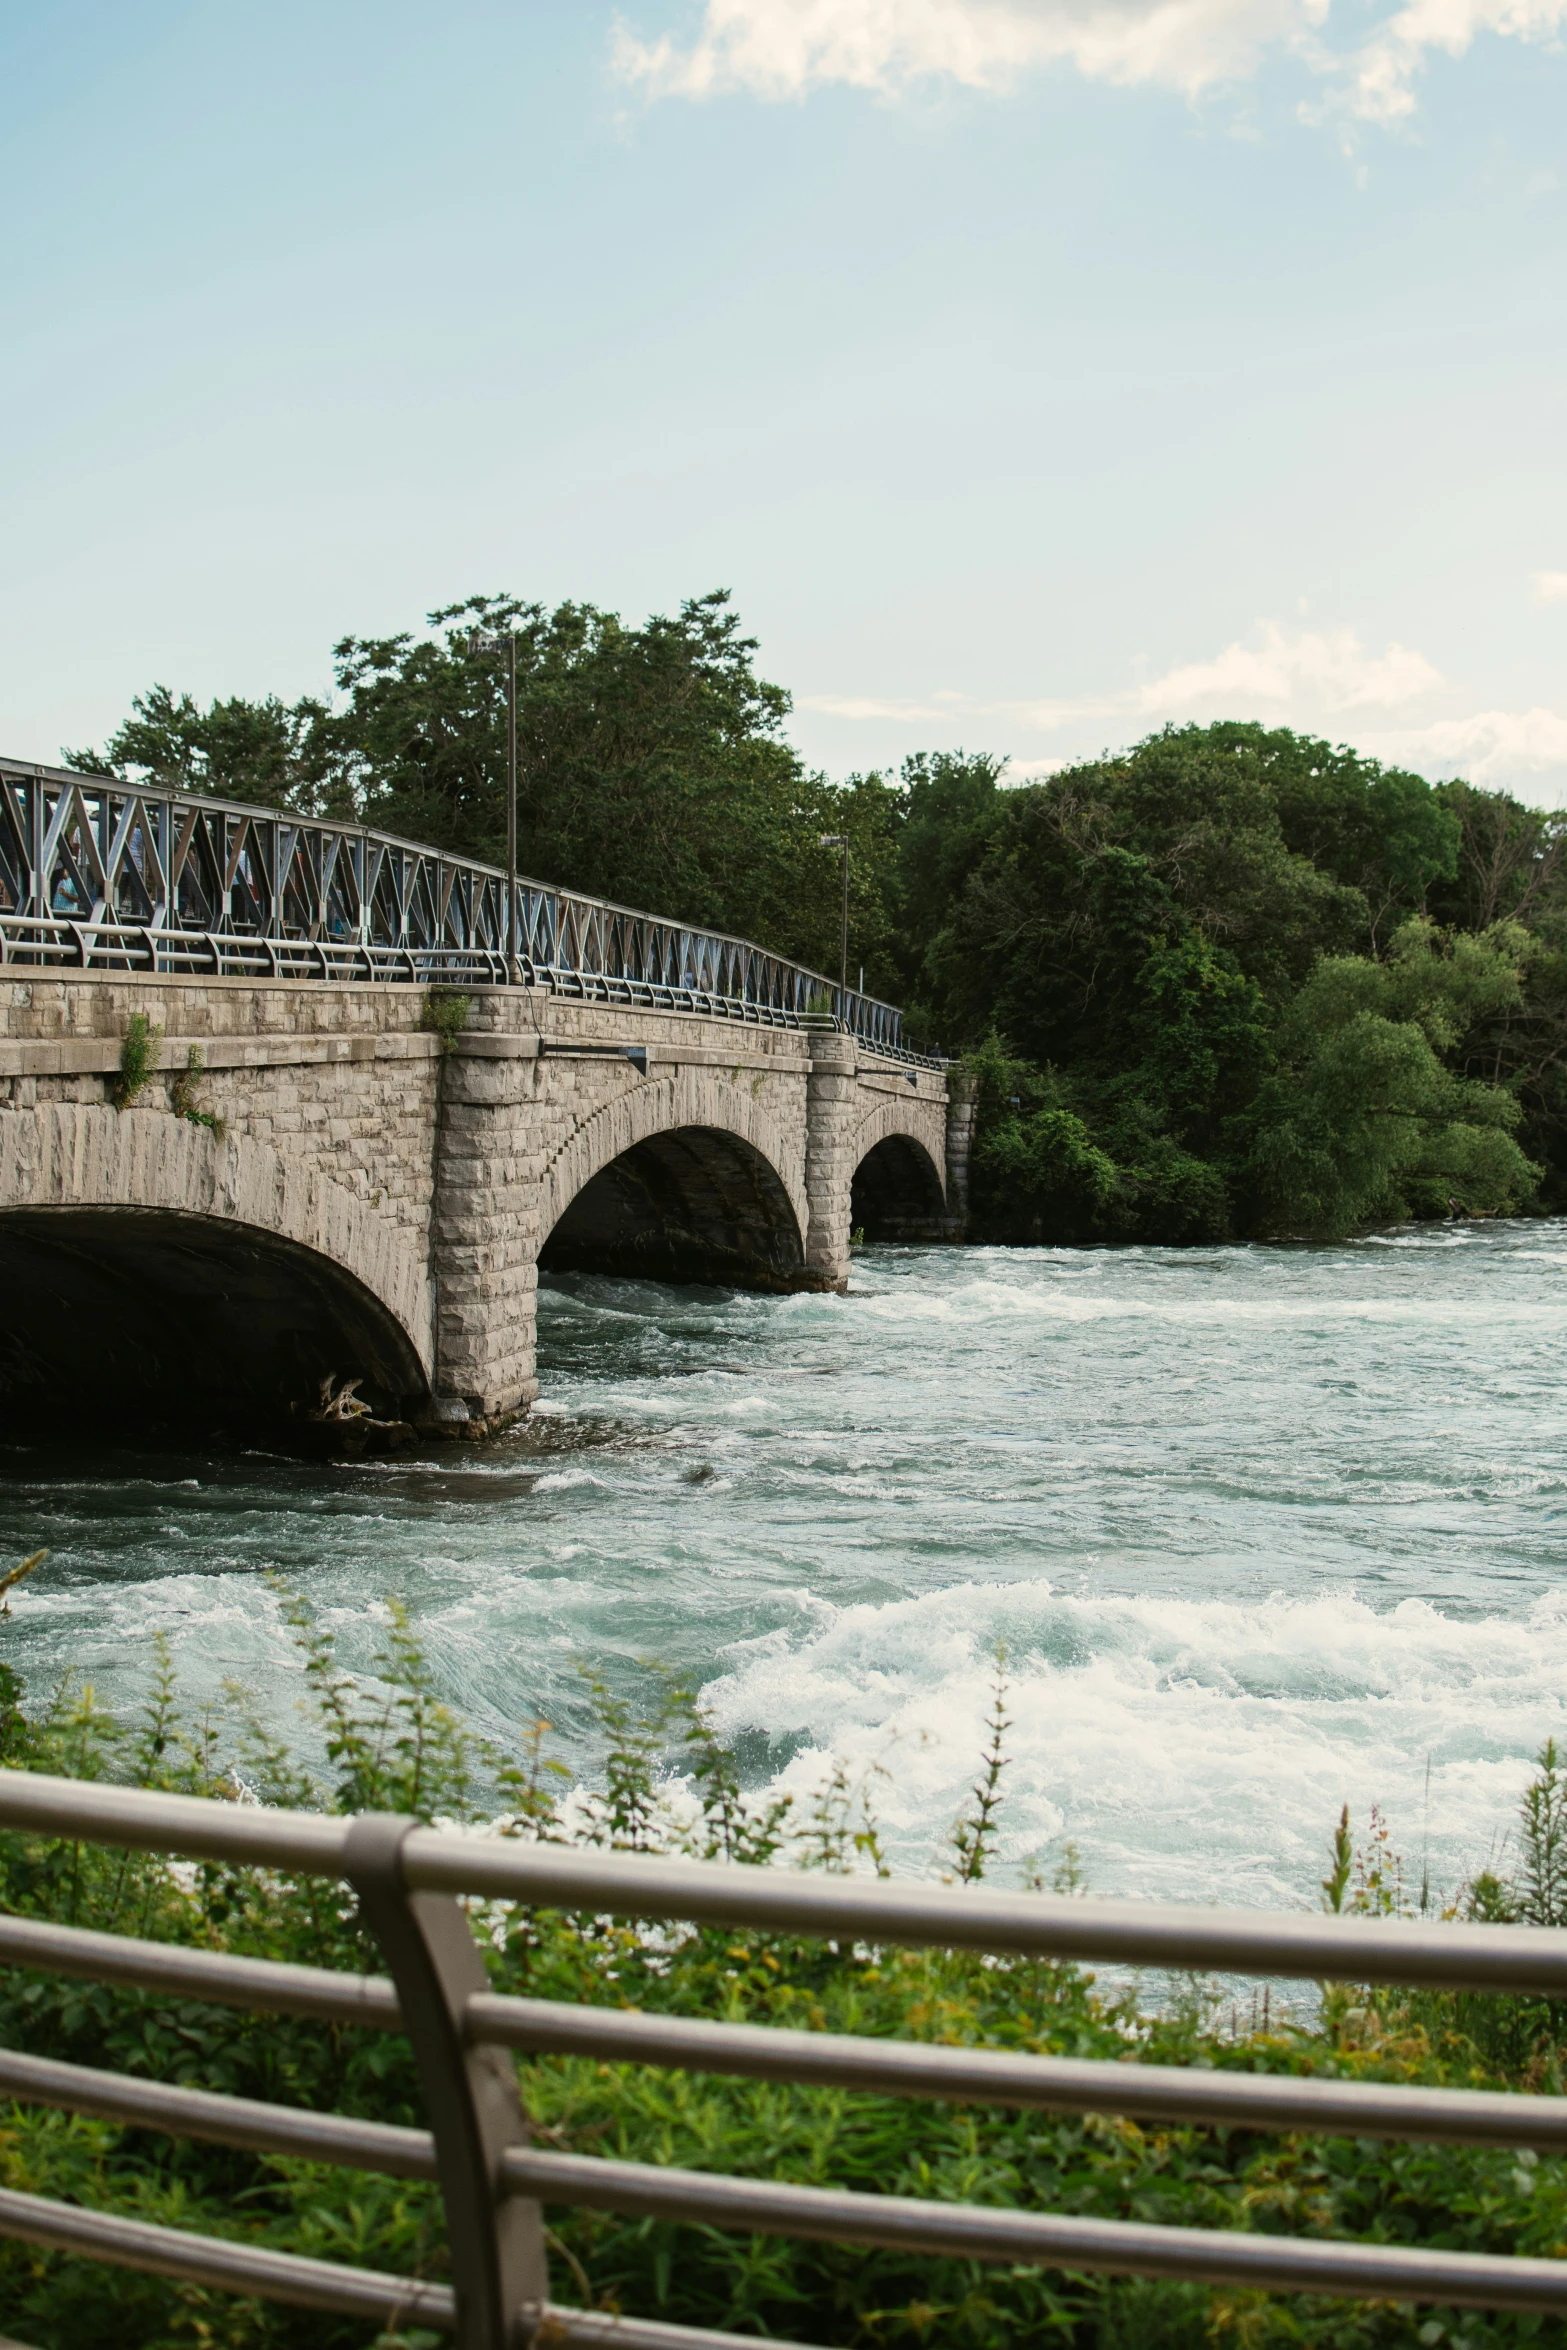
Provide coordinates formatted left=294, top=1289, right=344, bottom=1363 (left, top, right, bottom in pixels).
left=0, top=757, right=936, bottom=1062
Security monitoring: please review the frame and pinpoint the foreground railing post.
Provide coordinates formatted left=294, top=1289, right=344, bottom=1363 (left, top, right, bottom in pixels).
left=345, top=1815, right=546, bottom=2350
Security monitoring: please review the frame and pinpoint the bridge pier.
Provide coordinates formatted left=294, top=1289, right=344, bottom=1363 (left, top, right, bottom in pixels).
left=429, top=1034, right=542, bottom=1424
left=803, top=1028, right=859, bottom=1291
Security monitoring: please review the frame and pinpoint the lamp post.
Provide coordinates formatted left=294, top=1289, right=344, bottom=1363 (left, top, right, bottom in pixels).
left=472, top=628, right=519, bottom=982
left=818, top=833, right=850, bottom=1006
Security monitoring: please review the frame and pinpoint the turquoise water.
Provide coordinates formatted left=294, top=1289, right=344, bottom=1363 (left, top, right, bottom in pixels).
left=3, top=1221, right=1566, bottom=1912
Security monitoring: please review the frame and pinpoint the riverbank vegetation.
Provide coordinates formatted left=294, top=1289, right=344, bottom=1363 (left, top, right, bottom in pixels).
left=67, top=594, right=1567, bottom=1242
left=0, top=1603, right=1564, bottom=2350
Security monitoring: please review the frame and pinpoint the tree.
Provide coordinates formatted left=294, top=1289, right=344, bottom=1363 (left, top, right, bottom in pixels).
left=64, top=684, right=334, bottom=810
left=1244, top=919, right=1540, bottom=1235
left=64, top=591, right=856, bottom=966
left=1194, top=721, right=1460, bottom=947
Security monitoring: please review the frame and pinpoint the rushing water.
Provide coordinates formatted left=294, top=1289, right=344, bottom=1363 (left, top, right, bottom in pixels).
left=2, top=1222, right=1565, bottom=1914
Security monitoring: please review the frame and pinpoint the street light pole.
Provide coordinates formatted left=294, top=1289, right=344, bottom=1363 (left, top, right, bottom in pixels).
left=473, top=627, right=520, bottom=983
left=506, top=630, right=518, bottom=983
left=818, top=833, right=850, bottom=1004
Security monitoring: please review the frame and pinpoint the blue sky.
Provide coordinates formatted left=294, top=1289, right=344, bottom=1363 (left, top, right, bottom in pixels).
left=3, top=0, right=1565, bottom=797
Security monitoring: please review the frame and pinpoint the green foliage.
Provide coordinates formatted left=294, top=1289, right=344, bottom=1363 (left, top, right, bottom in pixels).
left=109, top=1013, right=162, bottom=1112
left=168, top=1044, right=227, bottom=1140
left=1516, top=1740, right=1567, bottom=1930
left=1321, top=1806, right=1354, bottom=1915
left=912, top=729, right=1553, bottom=1243
left=419, top=991, right=472, bottom=1056
left=949, top=1652, right=1010, bottom=1884
left=1244, top=920, right=1539, bottom=1236
left=67, top=593, right=873, bottom=983
left=0, top=1553, right=46, bottom=1619
left=64, top=683, right=333, bottom=812
left=1, top=1610, right=1567, bottom=2347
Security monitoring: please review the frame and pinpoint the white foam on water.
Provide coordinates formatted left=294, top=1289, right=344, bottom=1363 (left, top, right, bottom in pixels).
left=9, top=1223, right=1567, bottom=1914
left=701, top=1580, right=1567, bottom=1910
left=847, top=1280, right=1567, bottom=1329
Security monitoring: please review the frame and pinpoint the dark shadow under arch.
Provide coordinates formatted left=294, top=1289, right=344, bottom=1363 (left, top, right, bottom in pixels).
left=0, top=1206, right=429, bottom=1438
left=539, top=1128, right=806, bottom=1290
left=852, top=1134, right=948, bottom=1242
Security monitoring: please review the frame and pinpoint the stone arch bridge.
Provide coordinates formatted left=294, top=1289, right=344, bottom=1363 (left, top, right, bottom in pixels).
left=0, top=760, right=969, bottom=1435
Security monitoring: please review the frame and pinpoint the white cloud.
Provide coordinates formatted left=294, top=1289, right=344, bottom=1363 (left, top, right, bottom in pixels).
left=1367, top=708, right=1567, bottom=787
left=1339, top=0, right=1567, bottom=123
left=805, top=621, right=1440, bottom=730
left=801, top=619, right=1567, bottom=799
left=1534, top=569, right=1567, bottom=602
left=1132, top=620, right=1442, bottom=714
left=614, top=0, right=1321, bottom=101
left=623, top=0, right=1318, bottom=96
left=613, top=0, right=1567, bottom=120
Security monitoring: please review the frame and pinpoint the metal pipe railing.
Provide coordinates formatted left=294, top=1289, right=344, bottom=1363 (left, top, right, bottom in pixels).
left=0, top=758, right=936, bottom=1063
left=0, top=1766, right=1560, bottom=2344
left=7, top=1905, right=1563, bottom=2154
left=5, top=1766, right=1563, bottom=1995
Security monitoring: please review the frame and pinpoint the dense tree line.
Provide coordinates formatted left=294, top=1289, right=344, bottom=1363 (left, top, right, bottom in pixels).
left=880, top=730, right=1567, bottom=1243
left=72, top=596, right=1567, bottom=1243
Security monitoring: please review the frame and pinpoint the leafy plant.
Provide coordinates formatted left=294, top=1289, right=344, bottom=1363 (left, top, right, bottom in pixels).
left=169, top=1043, right=226, bottom=1139
left=949, top=1648, right=1011, bottom=1884
left=109, top=1013, right=162, bottom=1111
left=1321, top=1803, right=1354, bottom=1914
left=0, top=1553, right=46, bottom=1619
left=420, top=992, right=472, bottom=1055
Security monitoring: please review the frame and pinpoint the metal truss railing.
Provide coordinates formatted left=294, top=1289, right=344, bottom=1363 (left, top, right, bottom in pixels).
left=0, top=758, right=930, bottom=1061
left=0, top=1771, right=1563, bottom=2345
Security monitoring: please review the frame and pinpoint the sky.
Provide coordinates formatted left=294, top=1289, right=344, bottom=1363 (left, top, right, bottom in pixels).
left=3, top=0, right=1565, bottom=799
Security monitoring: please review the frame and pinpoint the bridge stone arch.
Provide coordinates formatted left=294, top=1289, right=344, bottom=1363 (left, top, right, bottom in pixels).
left=850, top=1100, right=949, bottom=1242
left=534, top=1064, right=806, bottom=1290
left=538, top=1063, right=808, bottom=1252
left=0, top=1103, right=433, bottom=1432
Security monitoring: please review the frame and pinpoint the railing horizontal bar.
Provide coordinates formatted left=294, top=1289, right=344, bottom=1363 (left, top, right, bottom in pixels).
left=0, top=1770, right=350, bottom=1871
left=0, top=2184, right=456, bottom=2327
left=0, top=2046, right=435, bottom=2178
left=405, top=1837, right=1567, bottom=1997
left=532, top=2309, right=823, bottom=2350
left=466, top=1993, right=1567, bottom=2151
left=0, top=1908, right=399, bottom=2026
left=502, top=2149, right=1567, bottom=2315
left=6, top=1775, right=1565, bottom=1996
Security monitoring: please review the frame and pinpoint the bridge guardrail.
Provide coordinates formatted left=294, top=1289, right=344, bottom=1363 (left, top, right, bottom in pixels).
left=0, top=1768, right=1562, bottom=2344
left=0, top=758, right=939, bottom=1064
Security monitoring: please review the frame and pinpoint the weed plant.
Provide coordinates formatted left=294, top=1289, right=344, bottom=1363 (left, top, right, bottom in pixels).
left=0, top=1599, right=1562, bottom=2350
left=110, top=1014, right=163, bottom=1111
left=169, top=1044, right=227, bottom=1140
left=420, top=994, right=472, bottom=1055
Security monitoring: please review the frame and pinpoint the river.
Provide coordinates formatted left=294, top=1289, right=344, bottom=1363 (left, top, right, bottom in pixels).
left=2, top=1221, right=1564, bottom=1915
